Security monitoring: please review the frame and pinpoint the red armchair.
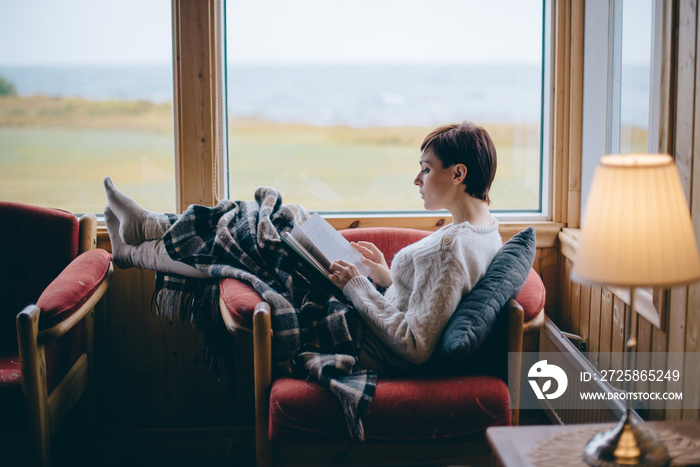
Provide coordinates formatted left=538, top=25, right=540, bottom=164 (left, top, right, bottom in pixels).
left=220, top=227, right=545, bottom=466
left=0, top=201, right=113, bottom=467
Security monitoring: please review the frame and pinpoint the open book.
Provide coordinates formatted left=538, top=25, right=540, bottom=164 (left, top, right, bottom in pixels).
left=281, top=213, right=371, bottom=287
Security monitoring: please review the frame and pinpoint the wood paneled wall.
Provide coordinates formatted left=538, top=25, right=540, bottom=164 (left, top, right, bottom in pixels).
left=557, top=229, right=700, bottom=422
left=93, top=265, right=239, bottom=431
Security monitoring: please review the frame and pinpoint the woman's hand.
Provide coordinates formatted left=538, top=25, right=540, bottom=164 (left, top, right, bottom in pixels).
left=329, top=260, right=360, bottom=289
left=351, top=241, right=392, bottom=288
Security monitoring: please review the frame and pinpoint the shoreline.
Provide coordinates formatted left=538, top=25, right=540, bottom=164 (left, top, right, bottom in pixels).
left=0, top=96, right=544, bottom=138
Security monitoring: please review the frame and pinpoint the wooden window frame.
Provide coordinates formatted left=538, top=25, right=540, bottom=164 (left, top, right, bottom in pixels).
left=576, top=0, right=678, bottom=331
left=172, top=0, right=227, bottom=212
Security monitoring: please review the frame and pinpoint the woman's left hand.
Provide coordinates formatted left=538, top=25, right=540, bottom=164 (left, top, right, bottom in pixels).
left=329, top=260, right=360, bottom=289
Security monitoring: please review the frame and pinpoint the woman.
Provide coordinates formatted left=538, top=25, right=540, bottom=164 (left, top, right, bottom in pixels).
left=103, top=121, right=502, bottom=371
left=328, top=121, right=502, bottom=370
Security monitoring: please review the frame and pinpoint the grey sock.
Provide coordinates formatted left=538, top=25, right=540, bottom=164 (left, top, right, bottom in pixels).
left=105, top=206, right=210, bottom=278
left=104, top=206, right=134, bottom=269
left=103, top=176, right=170, bottom=245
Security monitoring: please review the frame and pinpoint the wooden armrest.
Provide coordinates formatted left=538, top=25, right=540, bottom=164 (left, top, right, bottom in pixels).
left=522, top=308, right=545, bottom=335
left=36, top=262, right=113, bottom=345
left=253, top=302, right=273, bottom=467
left=78, top=213, right=97, bottom=253
left=17, top=305, right=42, bottom=349
left=253, top=302, right=272, bottom=389
left=504, top=299, right=524, bottom=353
left=504, top=298, right=524, bottom=426
left=219, top=295, right=253, bottom=336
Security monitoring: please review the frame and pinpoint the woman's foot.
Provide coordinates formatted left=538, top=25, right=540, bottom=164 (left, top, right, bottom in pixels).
left=103, top=206, right=134, bottom=269
left=104, top=206, right=211, bottom=278
left=103, top=176, right=169, bottom=244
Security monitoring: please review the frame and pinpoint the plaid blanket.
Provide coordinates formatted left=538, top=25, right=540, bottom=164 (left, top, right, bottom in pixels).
left=153, top=186, right=375, bottom=439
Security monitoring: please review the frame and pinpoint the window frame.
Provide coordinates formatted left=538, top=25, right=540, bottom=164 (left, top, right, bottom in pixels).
left=580, top=0, right=673, bottom=331
left=223, top=1, right=551, bottom=221
left=169, top=0, right=572, bottom=246
left=582, top=0, right=673, bottom=220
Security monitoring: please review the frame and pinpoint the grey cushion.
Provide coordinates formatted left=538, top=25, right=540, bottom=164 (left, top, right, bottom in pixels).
left=435, top=226, right=536, bottom=363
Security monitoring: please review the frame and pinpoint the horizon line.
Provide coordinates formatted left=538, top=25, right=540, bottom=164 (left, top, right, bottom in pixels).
left=0, top=60, right=546, bottom=68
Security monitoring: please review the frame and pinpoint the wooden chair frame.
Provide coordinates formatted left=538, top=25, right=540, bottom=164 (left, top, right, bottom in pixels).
left=251, top=299, right=544, bottom=467
left=15, top=213, right=113, bottom=467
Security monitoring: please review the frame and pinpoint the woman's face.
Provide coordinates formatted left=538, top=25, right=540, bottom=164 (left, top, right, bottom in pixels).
left=413, top=148, right=463, bottom=211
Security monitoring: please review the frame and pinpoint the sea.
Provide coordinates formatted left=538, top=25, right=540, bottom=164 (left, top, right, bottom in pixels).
left=0, top=63, right=649, bottom=127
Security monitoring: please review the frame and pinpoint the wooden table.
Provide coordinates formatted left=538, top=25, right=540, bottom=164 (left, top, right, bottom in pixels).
left=486, top=420, right=700, bottom=467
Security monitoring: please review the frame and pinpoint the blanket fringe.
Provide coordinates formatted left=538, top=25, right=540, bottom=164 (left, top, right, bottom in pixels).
left=337, top=394, right=367, bottom=441
left=152, top=275, right=233, bottom=384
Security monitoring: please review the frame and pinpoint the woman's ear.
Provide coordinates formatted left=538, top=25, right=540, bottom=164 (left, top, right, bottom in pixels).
left=452, top=164, right=467, bottom=185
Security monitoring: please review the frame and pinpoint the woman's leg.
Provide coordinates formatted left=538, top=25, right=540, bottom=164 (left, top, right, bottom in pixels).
left=103, top=176, right=172, bottom=245
left=104, top=207, right=211, bottom=278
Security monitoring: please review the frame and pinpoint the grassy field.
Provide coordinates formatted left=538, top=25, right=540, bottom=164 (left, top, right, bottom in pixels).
left=0, top=96, right=542, bottom=214
left=0, top=96, right=176, bottom=213
left=228, top=118, right=542, bottom=212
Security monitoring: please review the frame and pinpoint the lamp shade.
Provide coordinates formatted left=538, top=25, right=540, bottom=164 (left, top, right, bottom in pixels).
left=571, top=154, right=700, bottom=287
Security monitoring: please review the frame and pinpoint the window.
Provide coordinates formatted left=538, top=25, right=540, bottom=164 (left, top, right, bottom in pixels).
left=609, top=0, right=653, bottom=155
left=581, top=0, right=661, bottom=328
left=581, top=0, right=654, bottom=217
left=226, top=0, right=547, bottom=215
left=0, top=0, right=175, bottom=214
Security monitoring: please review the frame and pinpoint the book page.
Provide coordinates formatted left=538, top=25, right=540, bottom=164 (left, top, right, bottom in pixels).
left=281, top=231, right=342, bottom=291
left=298, top=213, right=371, bottom=276
left=290, top=223, right=332, bottom=270
left=281, top=232, right=330, bottom=275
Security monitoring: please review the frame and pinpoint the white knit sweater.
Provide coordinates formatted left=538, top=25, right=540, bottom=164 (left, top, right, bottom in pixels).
left=343, top=221, right=503, bottom=365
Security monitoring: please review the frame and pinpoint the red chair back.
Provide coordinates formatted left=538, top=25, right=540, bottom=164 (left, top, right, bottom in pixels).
left=340, top=227, right=430, bottom=267
left=0, top=202, right=79, bottom=351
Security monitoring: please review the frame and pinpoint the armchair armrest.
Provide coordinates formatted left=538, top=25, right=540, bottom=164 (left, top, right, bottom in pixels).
left=503, top=298, right=544, bottom=427
left=220, top=277, right=262, bottom=334
left=253, top=302, right=273, bottom=467
left=34, top=248, right=112, bottom=342
left=78, top=212, right=97, bottom=253
left=522, top=308, right=544, bottom=336
left=16, top=249, right=112, bottom=458
left=504, top=299, right=524, bottom=426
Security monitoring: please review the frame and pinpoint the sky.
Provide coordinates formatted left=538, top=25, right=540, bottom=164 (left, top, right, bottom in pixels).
left=226, top=0, right=543, bottom=64
left=0, top=0, right=545, bottom=66
left=0, top=0, right=173, bottom=65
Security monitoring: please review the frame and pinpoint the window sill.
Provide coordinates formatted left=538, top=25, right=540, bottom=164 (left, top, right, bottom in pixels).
left=98, top=216, right=563, bottom=249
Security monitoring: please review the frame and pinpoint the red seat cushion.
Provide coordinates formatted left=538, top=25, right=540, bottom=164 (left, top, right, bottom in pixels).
left=0, top=353, right=23, bottom=432
left=269, top=375, right=511, bottom=441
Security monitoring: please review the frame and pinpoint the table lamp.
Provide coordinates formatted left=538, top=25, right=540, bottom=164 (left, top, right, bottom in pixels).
left=571, top=154, right=700, bottom=466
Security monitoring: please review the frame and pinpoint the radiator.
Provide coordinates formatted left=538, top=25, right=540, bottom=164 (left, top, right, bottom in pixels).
left=537, top=317, right=627, bottom=425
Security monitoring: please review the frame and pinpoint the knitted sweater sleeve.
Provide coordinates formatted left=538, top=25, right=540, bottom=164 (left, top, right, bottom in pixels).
left=342, top=250, right=468, bottom=365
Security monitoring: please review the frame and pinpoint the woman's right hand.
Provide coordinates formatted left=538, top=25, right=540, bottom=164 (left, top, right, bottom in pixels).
left=351, top=241, right=392, bottom=288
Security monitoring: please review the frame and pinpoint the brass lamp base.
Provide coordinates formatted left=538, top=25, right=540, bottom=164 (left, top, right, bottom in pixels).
left=583, top=409, right=670, bottom=466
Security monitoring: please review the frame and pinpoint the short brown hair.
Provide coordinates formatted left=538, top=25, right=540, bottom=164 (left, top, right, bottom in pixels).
left=420, top=121, right=497, bottom=204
